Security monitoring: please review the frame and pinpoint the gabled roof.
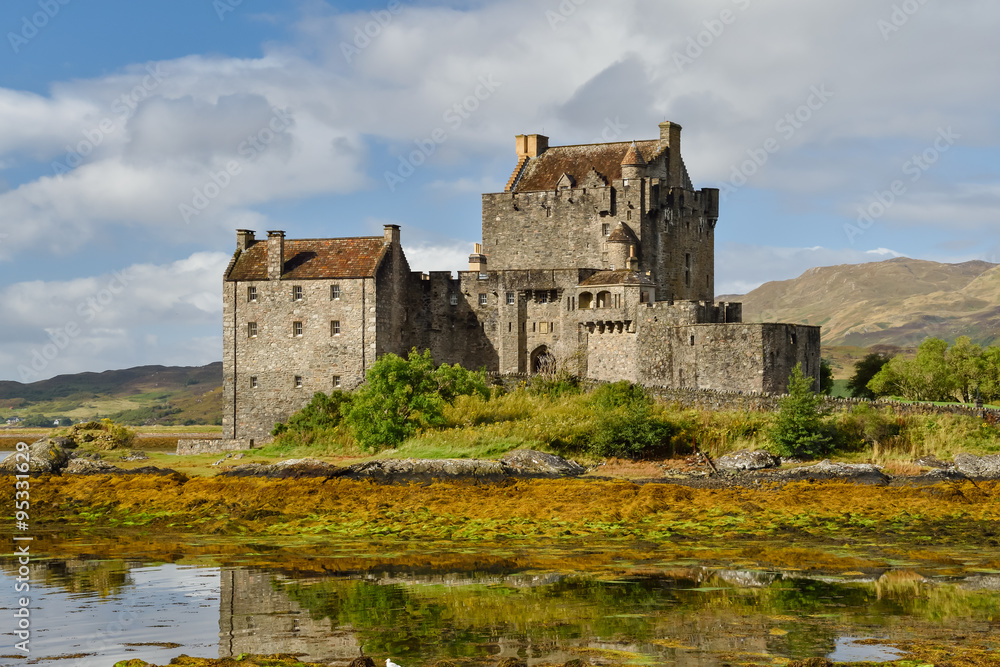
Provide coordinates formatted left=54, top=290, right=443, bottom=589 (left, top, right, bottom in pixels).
left=513, top=139, right=660, bottom=192
left=578, top=270, right=655, bottom=287
left=226, top=237, right=388, bottom=281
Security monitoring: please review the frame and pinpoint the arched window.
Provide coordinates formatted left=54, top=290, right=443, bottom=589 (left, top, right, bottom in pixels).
left=596, top=291, right=612, bottom=308
left=578, top=292, right=594, bottom=309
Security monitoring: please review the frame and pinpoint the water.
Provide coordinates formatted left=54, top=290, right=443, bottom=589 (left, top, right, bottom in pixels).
left=3, top=555, right=998, bottom=666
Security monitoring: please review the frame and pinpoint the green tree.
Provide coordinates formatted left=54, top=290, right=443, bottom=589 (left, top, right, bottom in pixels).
left=819, top=359, right=835, bottom=395
left=980, top=346, right=1000, bottom=403
left=343, top=349, right=488, bottom=451
left=868, top=338, right=954, bottom=401
left=272, top=390, right=353, bottom=440
left=847, top=352, right=894, bottom=400
left=587, top=382, right=684, bottom=459
left=946, top=336, right=986, bottom=403
left=768, top=364, right=831, bottom=459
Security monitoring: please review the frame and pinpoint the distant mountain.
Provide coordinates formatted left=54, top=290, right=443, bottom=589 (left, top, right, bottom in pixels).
left=0, top=363, right=222, bottom=426
left=719, top=258, right=1000, bottom=347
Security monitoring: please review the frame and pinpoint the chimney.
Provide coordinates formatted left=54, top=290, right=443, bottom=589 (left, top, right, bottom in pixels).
left=383, top=224, right=400, bottom=245
left=627, top=245, right=639, bottom=271
left=515, top=134, right=549, bottom=158
left=267, top=230, right=285, bottom=280
left=469, top=243, right=487, bottom=272
left=236, top=229, right=255, bottom=251
left=659, top=121, right=684, bottom=189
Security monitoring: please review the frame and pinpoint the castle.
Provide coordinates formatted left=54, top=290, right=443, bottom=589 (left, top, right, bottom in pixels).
left=221, top=122, right=821, bottom=443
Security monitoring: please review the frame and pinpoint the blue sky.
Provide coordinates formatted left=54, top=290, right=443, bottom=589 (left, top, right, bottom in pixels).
left=1, top=0, right=998, bottom=381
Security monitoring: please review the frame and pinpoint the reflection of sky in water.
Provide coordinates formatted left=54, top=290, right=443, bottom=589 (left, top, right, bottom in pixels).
left=0, top=564, right=219, bottom=666
left=828, top=637, right=905, bottom=661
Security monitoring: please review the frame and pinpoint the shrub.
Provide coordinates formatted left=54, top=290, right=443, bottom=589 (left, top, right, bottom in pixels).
left=527, top=371, right=581, bottom=398
left=589, top=405, right=685, bottom=459
left=768, top=364, right=832, bottom=459
left=343, top=349, right=489, bottom=452
left=589, top=381, right=651, bottom=411
left=272, top=391, right=352, bottom=439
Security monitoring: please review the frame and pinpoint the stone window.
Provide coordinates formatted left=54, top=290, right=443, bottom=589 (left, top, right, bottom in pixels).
left=602, top=223, right=610, bottom=236
left=294, top=375, right=303, bottom=388
left=539, top=322, right=549, bottom=334
left=538, top=292, right=548, bottom=304
left=790, top=332, right=798, bottom=345
left=690, top=335, right=696, bottom=346
left=506, top=291, right=515, bottom=305
left=332, top=376, right=341, bottom=388
left=250, top=376, right=258, bottom=389
left=331, top=285, right=341, bottom=300
left=626, top=210, right=632, bottom=221
left=331, top=320, right=341, bottom=336
left=247, top=286, right=257, bottom=302
left=579, top=292, right=593, bottom=309
left=292, top=285, right=303, bottom=301
left=640, top=291, right=650, bottom=304
left=479, top=273, right=488, bottom=280
left=248, top=322, right=257, bottom=338
left=479, top=293, right=488, bottom=306
left=450, top=294, right=458, bottom=306
left=293, top=321, right=303, bottom=337
left=596, top=291, right=611, bottom=308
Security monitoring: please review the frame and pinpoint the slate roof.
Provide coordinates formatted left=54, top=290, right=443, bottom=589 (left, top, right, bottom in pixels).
left=226, top=237, right=388, bottom=281
left=606, top=222, right=639, bottom=244
left=513, top=140, right=661, bottom=192
left=621, top=141, right=647, bottom=166
left=578, top=270, right=655, bottom=287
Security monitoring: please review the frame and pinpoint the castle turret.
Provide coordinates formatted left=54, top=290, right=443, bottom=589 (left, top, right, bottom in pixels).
left=620, top=141, right=647, bottom=181
left=606, top=222, right=639, bottom=270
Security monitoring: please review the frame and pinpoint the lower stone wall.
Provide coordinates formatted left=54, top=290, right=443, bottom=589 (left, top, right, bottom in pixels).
left=176, top=438, right=256, bottom=456
left=485, top=373, right=1000, bottom=421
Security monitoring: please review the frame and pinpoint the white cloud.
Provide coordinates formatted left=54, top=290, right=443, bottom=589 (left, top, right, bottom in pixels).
left=0, top=252, right=228, bottom=381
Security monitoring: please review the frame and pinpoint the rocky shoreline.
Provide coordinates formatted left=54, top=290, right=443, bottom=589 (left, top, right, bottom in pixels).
left=4, top=435, right=1000, bottom=489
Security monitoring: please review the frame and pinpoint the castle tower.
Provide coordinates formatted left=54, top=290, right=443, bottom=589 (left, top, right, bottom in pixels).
left=620, top=141, right=647, bottom=181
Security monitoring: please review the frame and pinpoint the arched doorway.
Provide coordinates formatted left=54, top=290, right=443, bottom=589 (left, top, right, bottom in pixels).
left=531, top=345, right=556, bottom=375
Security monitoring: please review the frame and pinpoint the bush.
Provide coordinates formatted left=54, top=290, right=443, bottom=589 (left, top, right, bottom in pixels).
left=768, top=364, right=832, bottom=459
left=343, top=349, right=490, bottom=452
left=833, top=404, right=905, bottom=452
left=272, top=391, right=352, bottom=438
left=589, top=381, right=650, bottom=411
left=527, top=371, right=581, bottom=398
left=586, top=381, right=687, bottom=459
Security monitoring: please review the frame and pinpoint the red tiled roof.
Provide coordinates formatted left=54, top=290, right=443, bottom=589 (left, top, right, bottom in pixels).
left=578, top=270, right=655, bottom=287
left=513, top=140, right=660, bottom=192
left=621, top=141, right=646, bottom=166
left=226, top=237, right=387, bottom=281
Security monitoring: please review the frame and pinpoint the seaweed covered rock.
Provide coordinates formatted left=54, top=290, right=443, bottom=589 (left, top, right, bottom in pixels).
left=753, top=459, right=890, bottom=486
left=347, top=458, right=510, bottom=484
left=715, top=450, right=779, bottom=473
left=218, top=458, right=347, bottom=479
left=500, top=449, right=585, bottom=477
left=0, top=438, right=71, bottom=473
left=496, top=659, right=527, bottom=667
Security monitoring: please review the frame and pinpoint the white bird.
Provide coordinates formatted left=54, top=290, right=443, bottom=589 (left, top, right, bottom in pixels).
left=387, top=660, right=403, bottom=667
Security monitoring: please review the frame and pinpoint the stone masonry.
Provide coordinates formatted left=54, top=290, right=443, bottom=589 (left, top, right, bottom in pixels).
left=220, top=121, right=821, bottom=443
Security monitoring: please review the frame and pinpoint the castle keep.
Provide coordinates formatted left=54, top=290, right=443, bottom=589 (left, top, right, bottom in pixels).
left=222, top=122, right=821, bottom=442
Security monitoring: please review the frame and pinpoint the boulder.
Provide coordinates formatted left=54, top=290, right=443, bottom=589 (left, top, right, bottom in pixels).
left=754, top=459, right=890, bottom=486
left=346, top=458, right=510, bottom=485
left=0, top=438, right=71, bottom=473
left=500, top=449, right=585, bottom=477
left=219, top=458, right=347, bottom=479
left=716, top=450, right=779, bottom=473
left=953, top=453, right=1000, bottom=478
left=66, top=458, right=122, bottom=474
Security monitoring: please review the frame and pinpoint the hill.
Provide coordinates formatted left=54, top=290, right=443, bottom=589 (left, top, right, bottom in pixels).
left=720, top=257, right=1000, bottom=348
left=0, top=363, right=222, bottom=426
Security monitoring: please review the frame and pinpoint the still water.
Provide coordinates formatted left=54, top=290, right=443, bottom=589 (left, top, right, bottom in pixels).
left=2, top=550, right=998, bottom=666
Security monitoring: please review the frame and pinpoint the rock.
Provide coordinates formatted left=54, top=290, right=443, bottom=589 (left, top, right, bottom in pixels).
left=915, top=455, right=951, bottom=469
left=500, top=449, right=585, bottom=477
left=753, top=459, right=890, bottom=486
left=122, top=451, right=149, bottom=462
left=0, top=438, right=71, bottom=474
left=347, top=458, right=510, bottom=485
left=66, top=458, right=122, bottom=474
left=903, top=468, right=970, bottom=486
left=562, top=660, right=587, bottom=667
left=716, top=450, right=779, bottom=473
left=50, top=436, right=77, bottom=450
left=348, top=658, right=376, bottom=667
left=219, top=458, right=347, bottom=479
left=954, top=453, right=1000, bottom=478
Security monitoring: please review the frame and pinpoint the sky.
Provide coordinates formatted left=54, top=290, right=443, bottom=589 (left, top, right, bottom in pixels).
left=0, top=0, right=998, bottom=382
